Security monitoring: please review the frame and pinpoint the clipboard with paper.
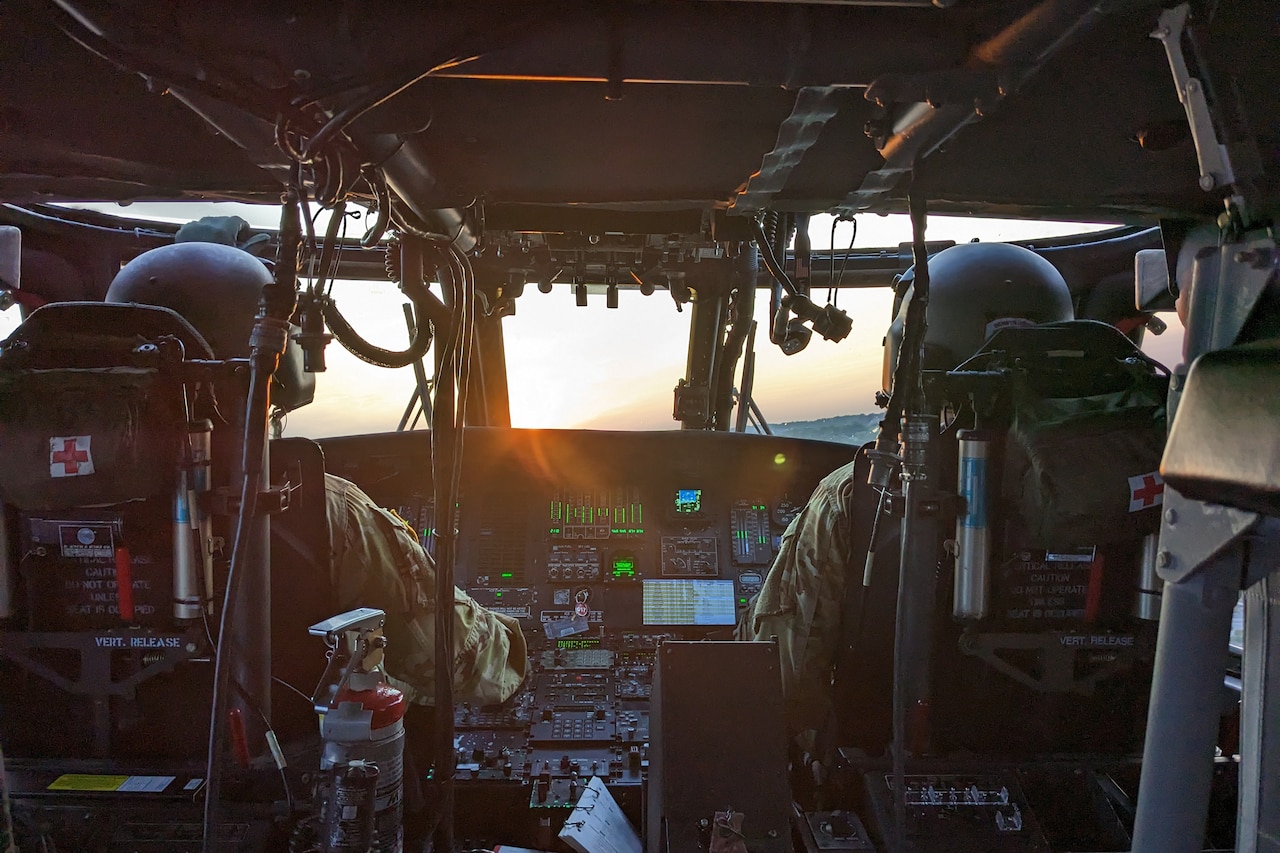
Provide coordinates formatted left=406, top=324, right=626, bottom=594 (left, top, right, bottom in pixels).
left=557, top=776, right=642, bottom=853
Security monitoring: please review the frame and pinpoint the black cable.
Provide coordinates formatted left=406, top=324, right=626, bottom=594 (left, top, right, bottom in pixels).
left=298, top=191, right=318, bottom=273
left=389, top=200, right=471, bottom=247
left=201, top=350, right=274, bottom=853
left=274, top=111, right=308, bottom=163
left=322, top=212, right=350, bottom=300
left=40, top=2, right=270, bottom=120
left=360, top=169, right=392, bottom=249
left=0, top=203, right=173, bottom=243
left=428, top=239, right=476, bottom=853
left=299, top=55, right=468, bottom=163
left=903, top=191, right=931, bottom=414
left=888, top=186, right=932, bottom=853
left=748, top=217, right=801, bottom=298
left=231, top=682, right=295, bottom=816
left=322, top=235, right=438, bottom=368
left=828, top=218, right=838, bottom=304
left=309, top=201, right=347, bottom=298
left=202, top=187, right=302, bottom=853
left=713, top=252, right=758, bottom=430
left=868, top=192, right=929, bottom=489
left=833, top=217, right=858, bottom=306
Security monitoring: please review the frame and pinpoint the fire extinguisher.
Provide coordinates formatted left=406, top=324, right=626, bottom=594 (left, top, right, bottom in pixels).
left=309, top=608, right=407, bottom=853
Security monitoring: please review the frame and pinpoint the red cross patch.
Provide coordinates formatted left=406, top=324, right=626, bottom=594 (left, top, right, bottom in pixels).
left=50, top=435, right=95, bottom=478
left=1127, top=471, right=1164, bottom=512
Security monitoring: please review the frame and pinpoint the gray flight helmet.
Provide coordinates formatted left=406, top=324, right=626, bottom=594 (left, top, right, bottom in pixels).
left=106, top=241, right=315, bottom=412
left=883, top=241, right=1074, bottom=390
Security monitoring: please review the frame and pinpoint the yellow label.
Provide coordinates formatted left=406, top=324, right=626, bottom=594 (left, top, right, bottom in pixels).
left=48, top=774, right=129, bottom=792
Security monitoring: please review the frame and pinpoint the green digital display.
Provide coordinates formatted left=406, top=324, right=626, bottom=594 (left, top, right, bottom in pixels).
left=557, top=637, right=602, bottom=650
left=611, top=556, right=637, bottom=578
left=549, top=488, right=644, bottom=538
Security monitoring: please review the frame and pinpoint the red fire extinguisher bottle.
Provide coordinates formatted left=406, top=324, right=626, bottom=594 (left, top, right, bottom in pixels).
left=310, top=609, right=407, bottom=853
left=320, top=675, right=407, bottom=853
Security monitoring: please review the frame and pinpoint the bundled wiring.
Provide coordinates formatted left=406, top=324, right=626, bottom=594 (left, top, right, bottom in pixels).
left=425, top=237, right=478, bottom=853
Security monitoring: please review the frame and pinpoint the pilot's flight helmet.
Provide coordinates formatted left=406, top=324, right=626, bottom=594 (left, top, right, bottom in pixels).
left=883, top=241, right=1073, bottom=389
left=106, top=241, right=314, bottom=411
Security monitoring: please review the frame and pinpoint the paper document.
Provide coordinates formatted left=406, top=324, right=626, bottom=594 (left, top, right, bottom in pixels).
left=558, top=776, right=642, bottom=853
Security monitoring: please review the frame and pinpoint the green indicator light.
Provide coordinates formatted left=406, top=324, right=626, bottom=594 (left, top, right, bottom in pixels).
left=739, top=598, right=748, bottom=604
left=501, top=572, right=514, bottom=578
left=495, top=591, right=503, bottom=597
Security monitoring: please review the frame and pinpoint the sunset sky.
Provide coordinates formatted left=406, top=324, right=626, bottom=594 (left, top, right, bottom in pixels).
left=1, top=206, right=1184, bottom=437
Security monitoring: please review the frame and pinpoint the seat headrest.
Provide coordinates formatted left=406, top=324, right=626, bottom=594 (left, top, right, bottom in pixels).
left=0, top=302, right=215, bottom=365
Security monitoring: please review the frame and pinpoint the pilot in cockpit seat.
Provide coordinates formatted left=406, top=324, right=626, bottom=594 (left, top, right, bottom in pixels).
left=736, top=242, right=1081, bottom=763
left=106, top=223, right=528, bottom=709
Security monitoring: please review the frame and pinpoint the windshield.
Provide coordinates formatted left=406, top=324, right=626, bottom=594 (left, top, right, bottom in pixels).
left=0, top=206, right=1182, bottom=439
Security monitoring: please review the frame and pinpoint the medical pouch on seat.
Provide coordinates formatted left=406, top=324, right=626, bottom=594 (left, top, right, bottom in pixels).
left=0, top=303, right=204, bottom=511
left=967, top=322, right=1169, bottom=548
left=1003, top=385, right=1167, bottom=546
left=0, top=367, right=187, bottom=509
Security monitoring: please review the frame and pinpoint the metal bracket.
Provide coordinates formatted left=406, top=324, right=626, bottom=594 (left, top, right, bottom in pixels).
left=204, top=462, right=301, bottom=517
left=1149, top=5, right=1234, bottom=193
left=308, top=607, right=387, bottom=644
left=958, top=629, right=1152, bottom=696
left=1182, top=236, right=1278, bottom=364
left=0, top=627, right=205, bottom=757
left=673, top=379, right=711, bottom=428
left=1155, top=487, right=1261, bottom=584
left=308, top=607, right=388, bottom=713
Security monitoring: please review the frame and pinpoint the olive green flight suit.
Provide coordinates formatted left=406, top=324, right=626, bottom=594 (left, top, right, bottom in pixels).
left=325, top=474, right=528, bottom=706
left=737, top=460, right=858, bottom=749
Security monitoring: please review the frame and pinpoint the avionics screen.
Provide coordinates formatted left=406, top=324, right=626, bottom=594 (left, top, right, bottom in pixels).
left=642, top=579, right=736, bottom=626
left=674, top=488, right=702, bottom=514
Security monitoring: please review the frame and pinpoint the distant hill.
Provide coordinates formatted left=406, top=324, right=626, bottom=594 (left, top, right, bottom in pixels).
left=769, top=413, right=880, bottom=446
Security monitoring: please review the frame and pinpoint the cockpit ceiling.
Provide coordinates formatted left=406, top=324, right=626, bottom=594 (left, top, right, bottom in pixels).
left=2, top=1, right=1277, bottom=229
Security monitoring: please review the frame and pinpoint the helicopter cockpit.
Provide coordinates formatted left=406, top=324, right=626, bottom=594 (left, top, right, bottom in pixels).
left=0, top=2, right=1276, bottom=853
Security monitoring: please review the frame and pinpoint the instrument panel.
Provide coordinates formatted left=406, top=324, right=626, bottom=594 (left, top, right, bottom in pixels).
left=321, top=428, right=860, bottom=634
left=319, top=427, right=858, bottom=838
